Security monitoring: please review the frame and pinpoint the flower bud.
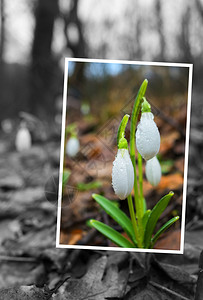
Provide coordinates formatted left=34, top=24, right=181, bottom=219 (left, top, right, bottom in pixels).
left=112, top=149, right=134, bottom=200
left=15, top=124, right=32, bottom=152
left=136, top=112, right=160, bottom=160
left=66, top=137, right=80, bottom=157
left=145, top=156, right=161, bottom=186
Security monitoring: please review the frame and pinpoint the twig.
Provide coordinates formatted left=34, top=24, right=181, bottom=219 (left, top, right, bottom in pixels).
left=45, top=275, right=71, bottom=300
left=0, top=255, right=38, bottom=263
left=80, top=288, right=108, bottom=300
left=149, top=280, right=191, bottom=300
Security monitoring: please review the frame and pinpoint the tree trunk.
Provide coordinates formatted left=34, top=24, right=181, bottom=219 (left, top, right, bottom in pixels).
left=29, top=0, right=60, bottom=119
left=155, top=0, right=165, bottom=61
left=63, top=0, right=86, bottom=58
left=0, top=0, right=5, bottom=64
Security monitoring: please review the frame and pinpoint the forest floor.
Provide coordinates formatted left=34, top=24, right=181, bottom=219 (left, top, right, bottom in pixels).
left=0, top=91, right=203, bottom=298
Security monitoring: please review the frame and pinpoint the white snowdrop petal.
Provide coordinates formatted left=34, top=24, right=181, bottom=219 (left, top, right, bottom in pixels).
left=66, top=137, right=80, bottom=157
left=112, top=149, right=134, bottom=200
left=15, top=128, right=32, bottom=152
left=136, top=112, right=160, bottom=160
left=145, top=156, right=161, bottom=186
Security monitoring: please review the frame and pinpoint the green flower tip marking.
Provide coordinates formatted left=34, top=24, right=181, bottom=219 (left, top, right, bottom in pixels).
left=141, top=97, right=151, bottom=113
left=118, top=137, right=128, bottom=149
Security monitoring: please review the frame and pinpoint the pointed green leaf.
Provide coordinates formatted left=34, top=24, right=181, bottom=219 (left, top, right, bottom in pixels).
left=150, top=216, right=180, bottom=248
left=144, top=191, right=174, bottom=248
left=76, top=180, right=102, bottom=191
left=92, top=194, right=137, bottom=245
left=88, top=219, right=135, bottom=248
left=143, top=197, right=147, bottom=213
left=142, top=209, right=151, bottom=231
left=62, top=169, right=71, bottom=188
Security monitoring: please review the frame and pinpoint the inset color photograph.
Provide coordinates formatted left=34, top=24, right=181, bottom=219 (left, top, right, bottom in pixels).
left=56, top=58, right=192, bottom=253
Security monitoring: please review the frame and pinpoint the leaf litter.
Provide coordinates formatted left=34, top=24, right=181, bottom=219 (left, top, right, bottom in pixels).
left=0, top=96, right=201, bottom=299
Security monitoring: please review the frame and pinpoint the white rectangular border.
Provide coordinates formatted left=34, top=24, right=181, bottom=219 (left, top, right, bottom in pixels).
left=56, top=58, right=193, bottom=254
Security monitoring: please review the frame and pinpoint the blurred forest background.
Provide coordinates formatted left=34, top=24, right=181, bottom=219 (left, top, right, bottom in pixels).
left=1, top=0, right=203, bottom=299
left=0, top=0, right=203, bottom=123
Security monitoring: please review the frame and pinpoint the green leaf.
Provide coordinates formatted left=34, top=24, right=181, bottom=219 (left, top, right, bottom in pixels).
left=117, top=114, right=130, bottom=146
left=88, top=219, right=135, bottom=248
left=65, top=123, right=77, bottom=135
left=143, top=191, right=174, bottom=248
left=92, top=194, right=137, bottom=245
left=76, top=181, right=102, bottom=191
left=150, top=216, right=180, bottom=248
left=160, top=159, right=174, bottom=174
left=62, top=169, right=71, bottom=187
left=142, top=209, right=151, bottom=231
left=143, top=197, right=147, bottom=213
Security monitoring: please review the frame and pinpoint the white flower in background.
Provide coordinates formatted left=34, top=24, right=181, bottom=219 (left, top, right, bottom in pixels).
left=112, top=148, right=134, bottom=200
left=136, top=112, right=160, bottom=160
left=15, top=122, right=32, bottom=152
left=1, top=119, right=13, bottom=134
left=81, top=103, right=90, bottom=115
left=66, top=136, right=80, bottom=158
left=145, top=156, right=161, bottom=186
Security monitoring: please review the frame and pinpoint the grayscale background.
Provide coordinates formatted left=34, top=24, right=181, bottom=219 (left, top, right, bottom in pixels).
left=0, top=1, right=202, bottom=299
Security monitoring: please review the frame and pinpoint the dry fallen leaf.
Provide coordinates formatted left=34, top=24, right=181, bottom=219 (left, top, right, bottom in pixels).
left=0, top=285, right=46, bottom=300
left=157, top=173, right=183, bottom=191
left=63, top=256, right=129, bottom=300
left=159, top=131, right=180, bottom=154
left=68, top=229, right=83, bottom=245
left=154, top=229, right=181, bottom=250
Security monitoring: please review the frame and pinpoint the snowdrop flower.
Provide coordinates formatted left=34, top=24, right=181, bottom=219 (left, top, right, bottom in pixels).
left=66, top=136, right=80, bottom=158
left=15, top=122, right=31, bottom=152
left=136, top=111, right=160, bottom=161
left=112, top=138, right=134, bottom=200
left=145, top=156, right=161, bottom=186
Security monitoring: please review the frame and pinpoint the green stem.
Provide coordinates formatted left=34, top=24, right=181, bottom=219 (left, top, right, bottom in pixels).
left=137, top=152, right=144, bottom=240
left=130, top=79, right=148, bottom=232
left=138, top=152, right=144, bottom=214
left=127, top=195, right=142, bottom=248
left=117, top=114, right=130, bottom=146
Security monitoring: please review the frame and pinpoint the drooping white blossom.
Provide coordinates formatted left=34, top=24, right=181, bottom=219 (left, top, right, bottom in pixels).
left=15, top=124, right=32, bottom=152
left=112, top=149, right=134, bottom=200
left=136, top=112, right=160, bottom=160
left=145, top=156, right=161, bottom=186
left=66, top=137, right=80, bottom=158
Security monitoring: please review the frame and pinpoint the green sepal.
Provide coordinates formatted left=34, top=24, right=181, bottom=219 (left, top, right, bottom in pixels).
left=141, top=97, right=151, bottom=113
left=88, top=219, right=135, bottom=248
left=118, top=137, right=128, bottom=149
